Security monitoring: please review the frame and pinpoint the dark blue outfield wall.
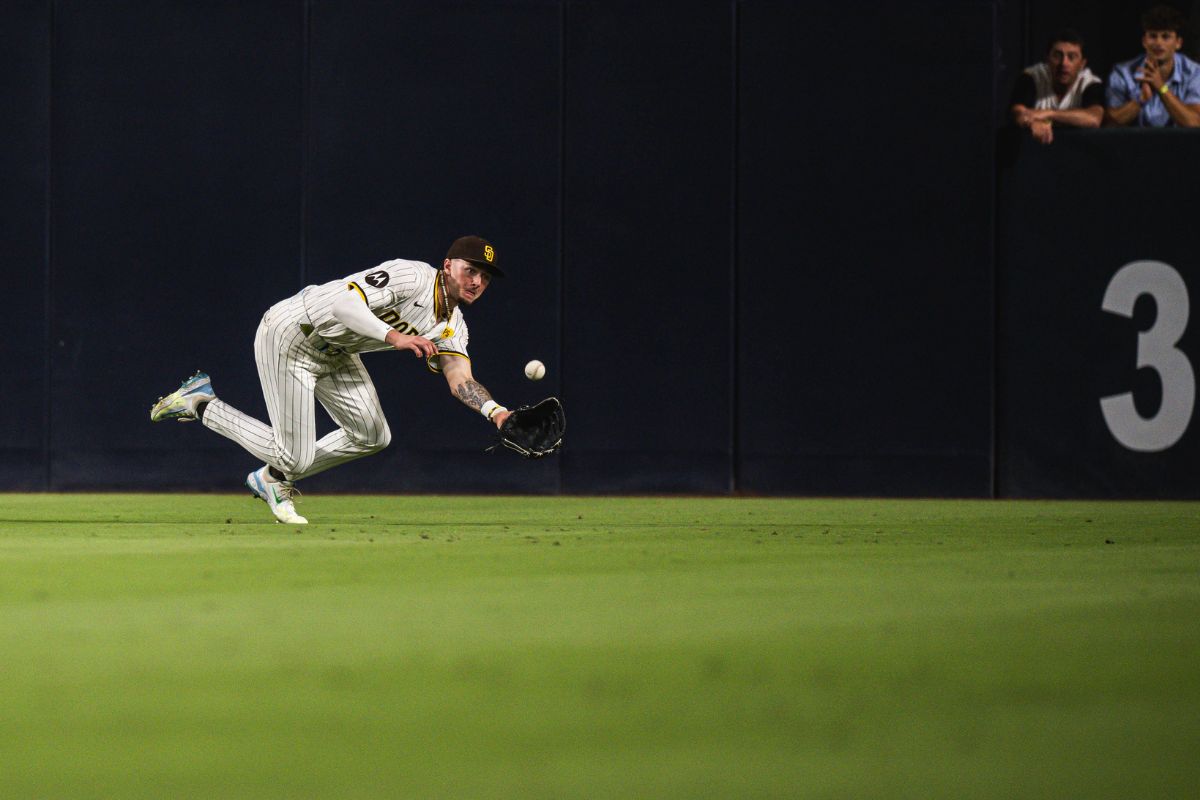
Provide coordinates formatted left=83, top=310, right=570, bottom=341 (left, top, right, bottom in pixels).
left=997, top=129, right=1200, bottom=499
left=1, top=1, right=1195, bottom=498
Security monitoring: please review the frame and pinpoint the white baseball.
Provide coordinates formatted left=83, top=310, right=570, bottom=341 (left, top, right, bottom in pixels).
left=524, top=359, right=546, bottom=381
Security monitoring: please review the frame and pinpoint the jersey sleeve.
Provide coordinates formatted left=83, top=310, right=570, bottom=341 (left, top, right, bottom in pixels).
left=345, top=259, right=429, bottom=313
left=1009, top=73, right=1036, bottom=108
left=1180, top=69, right=1200, bottom=104
left=424, top=316, right=471, bottom=373
left=1106, top=64, right=1134, bottom=106
left=330, top=289, right=394, bottom=342
left=1081, top=82, right=1106, bottom=108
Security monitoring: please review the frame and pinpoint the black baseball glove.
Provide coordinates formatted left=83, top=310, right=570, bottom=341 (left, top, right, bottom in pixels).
left=495, top=397, right=565, bottom=458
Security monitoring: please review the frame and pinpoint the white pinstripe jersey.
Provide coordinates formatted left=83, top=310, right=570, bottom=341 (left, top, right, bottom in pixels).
left=299, top=259, right=469, bottom=371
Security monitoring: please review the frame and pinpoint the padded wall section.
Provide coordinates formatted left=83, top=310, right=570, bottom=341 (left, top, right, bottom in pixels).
left=0, top=1, right=49, bottom=489
left=49, top=0, right=303, bottom=489
left=997, top=129, right=1200, bottom=498
left=5, top=1, right=1031, bottom=498
left=305, top=0, right=562, bottom=493
left=736, top=1, right=996, bottom=496
left=561, top=1, right=734, bottom=493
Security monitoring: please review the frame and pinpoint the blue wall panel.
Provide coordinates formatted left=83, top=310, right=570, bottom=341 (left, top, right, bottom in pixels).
left=736, top=1, right=996, bottom=496
left=0, top=1, right=49, bottom=490
left=561, top=0, right=734, bottom=493
left=997, top=130, right=1200, bottom=499
left=304, top=0, right=562, bottom=493
left=49, top=0, right=303, bottom=489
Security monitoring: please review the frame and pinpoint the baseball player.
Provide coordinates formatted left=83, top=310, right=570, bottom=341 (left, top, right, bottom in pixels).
left=150, top=235, right=512, bottom=524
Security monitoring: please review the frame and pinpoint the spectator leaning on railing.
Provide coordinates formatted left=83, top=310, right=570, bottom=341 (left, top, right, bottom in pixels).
left=1105, top=4, right=1200, bottom=128
left=1009, top=29, right=1104, bottom=145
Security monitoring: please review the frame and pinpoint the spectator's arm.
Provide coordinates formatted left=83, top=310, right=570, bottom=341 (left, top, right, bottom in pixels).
left=1041, top=105, right=1104, bottom=128
left=1008, top=74, right=1038, bottom=128
left=1160, top=87, right=1200, bottom=127
left=1009, top=104, right=1053, bottom=143
left=1104, top=67, right=1141, bottom=127
left=1104, top=100, right=1141, bottom=126
left=1010, top=103, right=1035, bottom=128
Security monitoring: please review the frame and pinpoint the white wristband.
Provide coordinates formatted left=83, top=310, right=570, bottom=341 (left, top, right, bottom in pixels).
left=480, top=400, right=507, bottom=420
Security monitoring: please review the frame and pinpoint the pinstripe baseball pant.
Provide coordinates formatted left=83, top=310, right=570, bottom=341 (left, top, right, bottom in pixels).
left=201, top=295, right=391, bottom=481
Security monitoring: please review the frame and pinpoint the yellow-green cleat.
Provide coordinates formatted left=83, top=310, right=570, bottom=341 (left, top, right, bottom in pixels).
left=150, top=371, right=214, bottom=422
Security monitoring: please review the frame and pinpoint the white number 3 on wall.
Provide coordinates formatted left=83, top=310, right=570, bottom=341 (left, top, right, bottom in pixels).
left=1100, top=260, right=1195, bottom=452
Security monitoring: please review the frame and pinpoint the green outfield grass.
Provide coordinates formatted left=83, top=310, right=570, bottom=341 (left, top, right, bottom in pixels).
left=0, top=495, right=1196, bottom=799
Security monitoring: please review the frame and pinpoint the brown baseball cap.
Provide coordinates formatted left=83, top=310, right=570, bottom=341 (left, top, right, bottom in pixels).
left=446, top=235, right=504, bottom=277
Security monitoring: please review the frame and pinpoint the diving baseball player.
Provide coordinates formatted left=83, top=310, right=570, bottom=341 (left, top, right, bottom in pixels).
left=150, top=235, right=512, bottom=524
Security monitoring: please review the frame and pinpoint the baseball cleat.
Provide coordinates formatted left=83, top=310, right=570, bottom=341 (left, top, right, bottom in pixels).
left=246, top=466, right=308, bottom=524
left=150, top=371, right=214, bottom=422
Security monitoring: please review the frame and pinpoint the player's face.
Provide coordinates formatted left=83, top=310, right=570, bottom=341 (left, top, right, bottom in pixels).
left=1046, top=42, right=1085, bottom=89
left=1143, top=29, right=1182, bottom=65
left=443, top=258, right=492, bottom=305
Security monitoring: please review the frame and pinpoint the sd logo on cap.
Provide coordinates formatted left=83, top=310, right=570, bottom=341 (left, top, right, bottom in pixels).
left=446, top=235, right=504, bottom=277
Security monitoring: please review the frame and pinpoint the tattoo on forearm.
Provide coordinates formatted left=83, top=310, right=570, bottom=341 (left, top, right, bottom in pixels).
left=456, top=380, right=493, bottom=411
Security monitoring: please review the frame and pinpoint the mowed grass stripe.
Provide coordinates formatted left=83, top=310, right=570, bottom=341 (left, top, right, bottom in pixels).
left=0, top=495, right=1196, bottom=799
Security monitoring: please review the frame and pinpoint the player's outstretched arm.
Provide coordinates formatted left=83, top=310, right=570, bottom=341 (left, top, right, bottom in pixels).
left=441, top=356, right=510, bottom=428
left=385, top=329, right=437, bottom=358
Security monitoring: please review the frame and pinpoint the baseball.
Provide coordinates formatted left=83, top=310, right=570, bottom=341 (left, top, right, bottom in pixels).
left=524, top=359, right=546, bottom=381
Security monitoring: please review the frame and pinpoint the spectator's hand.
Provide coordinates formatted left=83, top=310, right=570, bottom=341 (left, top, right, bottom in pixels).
left=1030, top=119, right=1053, bottom=144
left=1137, top=59, right=1164, bottom=99
left=1016, top=108, right=1050, bottom=128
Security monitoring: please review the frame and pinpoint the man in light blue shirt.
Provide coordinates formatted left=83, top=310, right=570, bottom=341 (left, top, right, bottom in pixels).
left=1105, top=4, right=1200, bottom=127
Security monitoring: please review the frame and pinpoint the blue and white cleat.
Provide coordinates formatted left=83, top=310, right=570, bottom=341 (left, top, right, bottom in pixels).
left=246, top=466, right=308, bottom=524
left=150, top=371, right=214, bottom=422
